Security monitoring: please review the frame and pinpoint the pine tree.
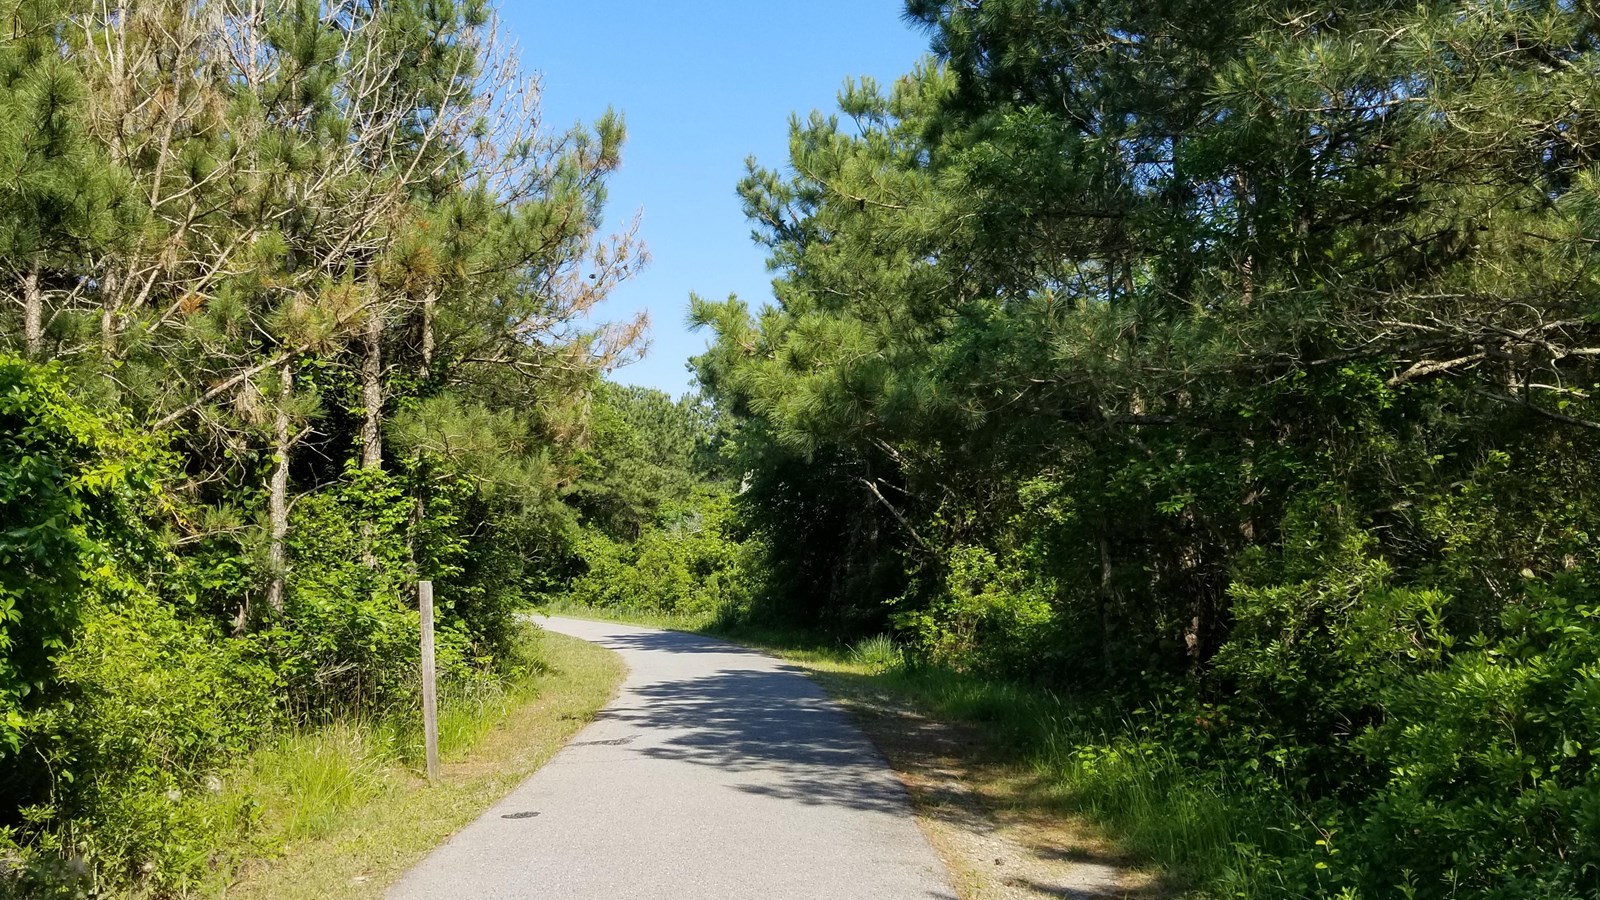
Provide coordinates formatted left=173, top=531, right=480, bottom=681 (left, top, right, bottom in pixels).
left=0, top=0, right=139, bottom=359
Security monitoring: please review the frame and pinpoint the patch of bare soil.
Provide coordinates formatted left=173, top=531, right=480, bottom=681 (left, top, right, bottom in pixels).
left=816, top=678, right=1164, bottom=900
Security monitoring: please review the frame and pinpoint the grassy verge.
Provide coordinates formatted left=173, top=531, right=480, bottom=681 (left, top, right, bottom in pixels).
left=545, top=605, right=1299, bottom=897
left=200, top=627, right=623, bottom=900
left=801, top=663, right=1278, bottom=896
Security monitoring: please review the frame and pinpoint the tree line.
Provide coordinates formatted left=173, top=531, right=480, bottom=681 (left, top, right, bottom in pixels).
left=684, top=0, right=1600, bottom=896
left=0, top=0, right=666, bottom=892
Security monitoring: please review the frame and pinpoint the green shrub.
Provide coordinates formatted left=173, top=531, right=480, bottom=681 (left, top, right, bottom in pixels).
left=7, top=590, right=274, bottom=894
left=893, top=544, right=1055, bottom=677
left=0, top=356, right=164, bottom=755
left=1336, top=577, right=1600, bottom=898
left=569, top=494, right=756, bottom=621
left=848, top=634, right=903, bottom=674
left=1214, top=521, right=1452, bottom=792
left=0, top=357, right=566, bottom=896
left=268, top=466, right=436, bottom=718
left=0, top=357, right=275, bottom=894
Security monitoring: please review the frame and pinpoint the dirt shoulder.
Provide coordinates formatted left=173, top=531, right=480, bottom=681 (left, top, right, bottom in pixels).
left=807, top=671, right=1164, bottom=900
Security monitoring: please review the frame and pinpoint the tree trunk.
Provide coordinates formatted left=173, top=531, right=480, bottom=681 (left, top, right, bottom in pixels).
left=1234, top=171, right=1254, bottom=307
left=22, top=263, right=43, bottom=358
left=360, top=309, right=384, bottom=469
left=1098, top=534, right=1118, bottom=679
left=419, top=289, right=435, bottom=384
left=100, top=290, right=117, bottom=356
left=408, top=453, right=428, bottom=581
left=263, top=361, right=293, bottom=620
left=99, top=267, right=126, bottom=359
left=359, top=310, right=385, bottom=571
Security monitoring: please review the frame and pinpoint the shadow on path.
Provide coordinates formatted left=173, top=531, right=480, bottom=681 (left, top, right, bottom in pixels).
left=577, top=631, right=909, bottom=815
left=595, top=629, right=771, bottom=657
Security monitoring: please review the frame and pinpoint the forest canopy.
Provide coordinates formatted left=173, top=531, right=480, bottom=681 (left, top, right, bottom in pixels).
left=685, top=0, right=1600, bottom=896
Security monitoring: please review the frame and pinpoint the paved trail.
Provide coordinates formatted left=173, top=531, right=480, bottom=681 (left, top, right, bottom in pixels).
left=389, top=617, right=956, bottom=900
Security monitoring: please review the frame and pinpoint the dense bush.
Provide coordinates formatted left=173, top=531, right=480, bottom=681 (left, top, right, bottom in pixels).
left=268, top=466, right=424, bottom=718
left=1343, top=579, right=1600, bottom=897
left=0, top=360, right=601, bottom=895
left=892, top=545, right=1055, bottom=679
left=0, top=357, right=163, bottom=755
left=569, top=495, right=755, bottom=621
left=269, top=461, right=559, bottom=718
left=0, top=358, right=273, bottom=892
left=21, top=592, right=275, bottom=893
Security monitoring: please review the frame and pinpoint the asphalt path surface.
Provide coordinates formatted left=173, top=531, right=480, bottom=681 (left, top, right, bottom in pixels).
left=388, top=616, right=956, bottom=900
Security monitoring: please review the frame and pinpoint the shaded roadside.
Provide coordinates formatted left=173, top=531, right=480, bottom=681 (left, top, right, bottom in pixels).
left=811, top=670, right=1166, bottom=900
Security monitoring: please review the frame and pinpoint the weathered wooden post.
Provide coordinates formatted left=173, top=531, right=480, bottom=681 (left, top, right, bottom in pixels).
left=419, top=579, right=440, bottom=782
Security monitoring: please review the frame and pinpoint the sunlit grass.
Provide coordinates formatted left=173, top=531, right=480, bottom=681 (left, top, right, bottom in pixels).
left=832, top=663, right=1294, bottom=893
left=846, top=633, right=903, bottom=673
left=191, top=627, right=624, bottom=900
left=430, top=674, right=540, bottom=761
left=236, top=722, right=401, bottom=844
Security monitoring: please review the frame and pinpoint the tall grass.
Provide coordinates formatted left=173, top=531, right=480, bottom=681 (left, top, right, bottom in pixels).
left=237, top=723, right=401, bottom=843
left=726, top=615, right=1304, bottom=893
left=209, top=628, right=625, bottom=900
left=217, top=627, right=556, bottom=855
left=1036, top=721, right=1285, bottom=888
left=847, top=634, right=903, bottom=673
left=856, top=664, right=1309, bottom=893
left=433, top=673, right=540, bottom=760
left=219, top=676, right=532, bottom=851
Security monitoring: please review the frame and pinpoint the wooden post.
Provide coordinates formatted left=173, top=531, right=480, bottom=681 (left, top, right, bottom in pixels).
left=419, top=580, right=440, bottom=782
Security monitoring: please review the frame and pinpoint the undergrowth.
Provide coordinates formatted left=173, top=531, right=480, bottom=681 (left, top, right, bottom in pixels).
left=222, top=636, right=552, bottom=853
left=214, top=627, right=623, bottom=900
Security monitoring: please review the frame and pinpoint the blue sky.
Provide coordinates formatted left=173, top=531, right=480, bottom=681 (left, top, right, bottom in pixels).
left=506, top=2, right=932, bottom=398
